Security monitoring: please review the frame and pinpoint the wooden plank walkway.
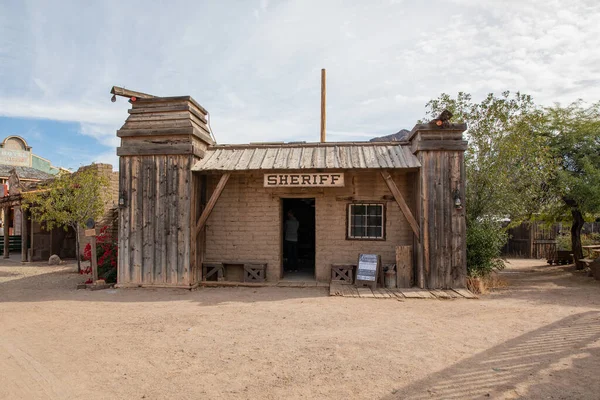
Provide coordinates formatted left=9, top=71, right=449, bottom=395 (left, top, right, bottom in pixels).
left=199, top=280, right=329, bottom=288
left=329, top=283, right=477, bottom=300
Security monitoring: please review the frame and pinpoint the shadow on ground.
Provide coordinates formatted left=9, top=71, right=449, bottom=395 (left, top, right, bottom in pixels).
left=384, top=311, right=600, bottom=399
left=2, top=258, right=599, bottom=309
left=0, top=264, right=329, bottom=305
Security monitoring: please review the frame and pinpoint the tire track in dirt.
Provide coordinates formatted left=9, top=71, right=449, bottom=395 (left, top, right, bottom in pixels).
left=0, top=334, right=71, bottom=400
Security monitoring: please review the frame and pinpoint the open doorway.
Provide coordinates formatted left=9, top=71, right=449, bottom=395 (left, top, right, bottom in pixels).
left=281, top=198, right=315, bottom=280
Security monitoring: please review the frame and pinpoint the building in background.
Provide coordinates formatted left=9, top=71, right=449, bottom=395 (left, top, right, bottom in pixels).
left=0, top=135, right=69, bottom=237
left=0, top=135, right=69, bottom=183
left=0, top=135, right=78, bottom=260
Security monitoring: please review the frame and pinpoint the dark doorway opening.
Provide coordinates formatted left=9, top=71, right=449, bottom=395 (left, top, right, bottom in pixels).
left=282, top=198, right=315, bottom=280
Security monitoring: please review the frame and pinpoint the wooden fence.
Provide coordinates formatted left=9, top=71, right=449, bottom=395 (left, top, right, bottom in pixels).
left=502, top=222, right=600, bottom=259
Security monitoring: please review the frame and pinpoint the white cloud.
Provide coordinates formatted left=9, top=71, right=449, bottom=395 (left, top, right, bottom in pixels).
left=78, top=123, right=120, bottom=148
left=0, top=0, right=599, bottom=154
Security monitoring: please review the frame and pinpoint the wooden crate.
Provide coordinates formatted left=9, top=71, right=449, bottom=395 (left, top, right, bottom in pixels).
left=331, top=264, right=355, bottom=284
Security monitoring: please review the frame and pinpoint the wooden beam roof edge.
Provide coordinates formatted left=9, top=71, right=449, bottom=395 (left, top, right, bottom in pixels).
left=207, top=141, right=411, bottom=150
left=133, top=96, right=209, bottom=115
left=110, top=86, right=156, bottom=99
left=128, top=105, right=208, bottom=124
left=407, top=123, right=468, bottom=141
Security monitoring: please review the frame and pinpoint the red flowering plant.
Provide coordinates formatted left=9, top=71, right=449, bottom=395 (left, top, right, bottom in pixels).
left=82, top=226, right=118, bottom=283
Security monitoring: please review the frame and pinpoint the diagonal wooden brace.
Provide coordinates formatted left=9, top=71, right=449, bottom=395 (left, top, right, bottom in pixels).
left=381, top=171, right=420, bottom=238
left=195, top=173, right=230, bottom=236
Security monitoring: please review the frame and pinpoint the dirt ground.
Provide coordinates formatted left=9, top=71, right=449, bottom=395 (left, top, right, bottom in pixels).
left=1, top=258, right=599, bottom=400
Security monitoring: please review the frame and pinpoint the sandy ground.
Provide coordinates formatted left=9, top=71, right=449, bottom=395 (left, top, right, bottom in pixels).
left=1, top=258, right=599, bottom=400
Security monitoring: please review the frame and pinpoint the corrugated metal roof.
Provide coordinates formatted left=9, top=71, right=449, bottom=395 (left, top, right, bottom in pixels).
left=192, top=143, right=420, bottom=171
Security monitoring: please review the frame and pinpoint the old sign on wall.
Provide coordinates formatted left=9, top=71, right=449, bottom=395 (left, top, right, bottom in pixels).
left=0, top=149, right=30, bottom=167
left=264, top=173, right=344, bottom=188
left=355, top=253, right=381, bottom=289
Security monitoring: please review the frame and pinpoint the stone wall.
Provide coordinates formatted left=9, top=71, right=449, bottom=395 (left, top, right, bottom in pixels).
left=204, top=170, right=416, bottom=282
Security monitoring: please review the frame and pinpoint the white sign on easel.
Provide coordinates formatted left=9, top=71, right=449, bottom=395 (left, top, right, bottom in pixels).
left=355, top=254, right=381, bottom=289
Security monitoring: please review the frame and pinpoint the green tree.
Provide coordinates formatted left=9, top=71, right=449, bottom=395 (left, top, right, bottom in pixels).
left=542, top=102, right=600, bottom=269
left=23, top=166, right=109, bottom=272
left=424, top=92, right=555, bottom=276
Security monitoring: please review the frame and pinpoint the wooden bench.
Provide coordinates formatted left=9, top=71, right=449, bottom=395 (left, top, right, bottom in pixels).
left=203, top=261, right=267, bottom=283
left=243, top=263, right=267, bottom=283
left=331, top=264, right=356, bottom=284
left=202, top=263, right=225, bottom=281
left=547, top=250, right=573, bottom=265
left=578, top=258, right=595, bottom=268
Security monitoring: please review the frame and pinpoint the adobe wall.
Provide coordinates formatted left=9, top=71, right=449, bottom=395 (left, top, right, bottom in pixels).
left=204, top=169, right=416, bottom=282
left=78, top=163, right=119, bottom=257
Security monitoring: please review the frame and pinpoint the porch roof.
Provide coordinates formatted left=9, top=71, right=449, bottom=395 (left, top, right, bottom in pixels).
left=192, top=142, right=420, bottom=171
left=0, top=165, right=54, bottom=181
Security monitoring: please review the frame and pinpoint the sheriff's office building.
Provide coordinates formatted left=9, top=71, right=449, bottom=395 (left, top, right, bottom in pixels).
left=113, top=87, right=467, bottom=290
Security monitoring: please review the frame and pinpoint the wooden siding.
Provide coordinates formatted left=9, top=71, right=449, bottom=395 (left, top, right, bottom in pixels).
left=116, top=96, right=211, bottom=287
left=202, top=170, right=415, bottom=282
left=118, top=155, right=195, bottom=286
left=414, top=125, right=467, bottom=289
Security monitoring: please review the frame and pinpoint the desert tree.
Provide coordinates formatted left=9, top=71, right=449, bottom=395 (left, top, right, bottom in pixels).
left=542, top=101, right=600, bottom=268
left=23, top=166, right=109, bottom=272
left=424, top=92, right=555, bottom=275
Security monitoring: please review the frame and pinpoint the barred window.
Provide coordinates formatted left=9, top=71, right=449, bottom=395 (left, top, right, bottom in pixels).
left=347, top=203, right=385, bottom=240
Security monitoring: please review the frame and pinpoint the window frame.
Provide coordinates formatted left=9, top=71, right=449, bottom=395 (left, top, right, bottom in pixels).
left=346, top=202, right=386, bottom=241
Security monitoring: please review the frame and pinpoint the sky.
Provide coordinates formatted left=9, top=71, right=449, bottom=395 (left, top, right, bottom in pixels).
left=1, top=0, right=599, bottom=171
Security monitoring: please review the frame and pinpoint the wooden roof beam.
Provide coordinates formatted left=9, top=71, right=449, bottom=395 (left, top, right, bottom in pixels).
left=110, top=86, right=156, bottom=99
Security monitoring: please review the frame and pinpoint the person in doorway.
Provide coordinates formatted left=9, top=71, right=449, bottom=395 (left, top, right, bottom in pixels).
left=285, top=210, right=300, bottom=272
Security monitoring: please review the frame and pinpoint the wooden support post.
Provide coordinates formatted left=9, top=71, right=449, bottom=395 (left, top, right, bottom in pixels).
left=91, top=236, right=98, bottom=282
left=3, top=207, right=9, bottom=259
left=195, top=173, right=230, bottom=236
left=396, top=246, right=413, bottom=288
left=381, top=171, right=420, bottom=238
left=320, top=68, right=326, bottom=143
left=21, top=207, right=27, bottom=262
left=30, top=216, right=34, bottom=262
left=85, top=229, right=98, bottom=282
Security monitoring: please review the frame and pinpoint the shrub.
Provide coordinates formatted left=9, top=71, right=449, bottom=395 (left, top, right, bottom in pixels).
left=467, top=218, right=507, bottom=277
left=82, top=226, right=118, bottom=283
left=556, top=232, right=600, bottom=251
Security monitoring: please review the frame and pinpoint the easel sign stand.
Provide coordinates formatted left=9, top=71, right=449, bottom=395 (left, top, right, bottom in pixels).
left=355, top=254, right=383, bottom=290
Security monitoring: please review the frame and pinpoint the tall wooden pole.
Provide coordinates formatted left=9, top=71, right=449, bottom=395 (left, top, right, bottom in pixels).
left=91, top=236, right=98, bottom=282
left=85, top=228, right=99, bottom=282
left=320, top=68, right=326, bottom=143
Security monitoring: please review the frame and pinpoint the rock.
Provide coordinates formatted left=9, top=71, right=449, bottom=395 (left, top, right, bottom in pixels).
left=48, top=254, right=61, bottom=265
